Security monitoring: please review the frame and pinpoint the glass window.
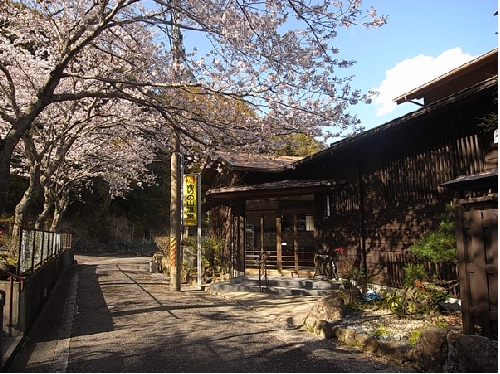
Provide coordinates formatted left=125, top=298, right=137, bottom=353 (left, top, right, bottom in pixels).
left=305, top=215, right=314, bottom=231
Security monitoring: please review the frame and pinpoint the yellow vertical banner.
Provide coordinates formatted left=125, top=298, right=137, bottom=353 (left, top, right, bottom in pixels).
left=183, top=174, right=197, bottom=227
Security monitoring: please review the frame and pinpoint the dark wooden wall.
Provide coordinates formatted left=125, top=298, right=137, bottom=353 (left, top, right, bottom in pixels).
left=286, top=85, right=496, bottom=295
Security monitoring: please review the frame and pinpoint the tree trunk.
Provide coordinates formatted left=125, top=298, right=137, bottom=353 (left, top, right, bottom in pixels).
left=50, top=190, right=69, bottom=232
left=35, top=185, right=53, bottom=230
left=13, top=162, right=42, bottom=235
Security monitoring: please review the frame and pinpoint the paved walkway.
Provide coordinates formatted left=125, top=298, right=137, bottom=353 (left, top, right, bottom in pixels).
left=4, top=253, right=408, bottom=372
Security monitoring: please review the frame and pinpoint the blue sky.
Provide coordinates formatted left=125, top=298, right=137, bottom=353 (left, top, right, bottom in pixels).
left=334, top=0, right=498, bottom=140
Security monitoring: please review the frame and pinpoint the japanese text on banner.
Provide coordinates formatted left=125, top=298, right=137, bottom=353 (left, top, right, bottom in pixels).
left=183, top=174, right=197, bottom=227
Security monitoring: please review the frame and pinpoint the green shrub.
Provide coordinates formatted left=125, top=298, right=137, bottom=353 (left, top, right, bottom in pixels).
left=410, top=203, right=457, bottom=263
left=410, top=231, right=457, bottom=263
left=404, top=264, right=428, bottom=288
left=0, top=252, right=17, bottom=268
left=406, top=283, right=449, bottom=316
left=400, top=203, right=456, bottom=315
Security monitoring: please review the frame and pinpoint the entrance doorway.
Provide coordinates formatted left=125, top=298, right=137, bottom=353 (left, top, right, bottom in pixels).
left=244, top=197, right=316, bottom=276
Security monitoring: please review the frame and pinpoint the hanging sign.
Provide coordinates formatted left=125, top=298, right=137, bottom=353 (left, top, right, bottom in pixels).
left=183, top=174, right=198, bottom=226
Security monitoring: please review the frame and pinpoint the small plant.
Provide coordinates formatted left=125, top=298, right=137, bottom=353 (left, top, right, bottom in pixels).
left=180, top=235, right=227, bottom=282
left=408, top=329, right=422, bottom=347
left=384, top=293, right=409, bottom=317
left=404, top=279, right=449, bottom=316
left=201, top=236, right=226, bottom=268
left=435, top=318, right=449, bottom=329
left=153, top=235, right=171, bottom=255
left=340, top=257, right=373, bottom=302
left=372, top=324, right=389, bottom=337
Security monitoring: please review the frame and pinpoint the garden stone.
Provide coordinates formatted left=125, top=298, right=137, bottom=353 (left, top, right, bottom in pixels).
left=364, top=337, right=379, bottom=353
left=376, top=341, right=413, bottom=365
left=303, top=295, right=344, bottom=332
left=339, top=328, right=357, bottom=346
left=445, top=331, right=498, bottom=373
left=413, top=327, right=449, bottom=372
left=354, top=332, right=371, bottom=349
left=315, top=320, right=335, bottom=339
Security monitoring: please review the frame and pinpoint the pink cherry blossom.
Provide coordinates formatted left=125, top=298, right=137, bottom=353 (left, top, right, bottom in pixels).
left=0, top=0, right=386, bottom=220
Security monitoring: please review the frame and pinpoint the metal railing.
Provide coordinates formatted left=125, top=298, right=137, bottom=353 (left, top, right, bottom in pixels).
left=17, top=228, right=72, bottom=275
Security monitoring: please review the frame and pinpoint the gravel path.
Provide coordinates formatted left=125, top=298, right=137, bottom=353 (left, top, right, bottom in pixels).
left=6, top=253, right=411, bottom=373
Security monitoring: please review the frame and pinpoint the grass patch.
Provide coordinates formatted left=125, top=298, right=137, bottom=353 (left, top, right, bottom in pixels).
left=408, top=329, right=422, bottom=347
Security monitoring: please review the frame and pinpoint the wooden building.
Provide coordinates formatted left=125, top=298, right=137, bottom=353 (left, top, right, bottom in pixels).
left=202, top=49, right=498, bottom=298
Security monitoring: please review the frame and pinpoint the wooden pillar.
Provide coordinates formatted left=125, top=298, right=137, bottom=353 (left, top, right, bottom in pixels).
left=293, top=214, right=299, bottom=274
left=357, top=162, right=367, bottom=293
left=233, top=199, right=245, bottom=275
left=276, top=216, right=282, bottom=274
left=260, top=216, right=264, bottom=253
left=314, top=195, right=323, bottom=252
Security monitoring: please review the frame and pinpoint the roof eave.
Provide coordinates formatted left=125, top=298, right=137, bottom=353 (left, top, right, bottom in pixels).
left=394, top=48, right=498, bottom=105
left=206, top=179, right=342, bottom=201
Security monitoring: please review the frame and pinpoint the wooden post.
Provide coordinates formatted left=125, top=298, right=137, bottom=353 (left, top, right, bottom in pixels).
left=170, top=1, right=184, bottom=291
left=293, top=214, right=299, bottom=275
left=197, top=174, right=202, bottom=287
left=260, top=216, right=264, bottom=253
left=233, top=199, right=246, bottom=276
left=276, top=216, right=282, bottom=274
left=357, top=162, right=368, bottom=294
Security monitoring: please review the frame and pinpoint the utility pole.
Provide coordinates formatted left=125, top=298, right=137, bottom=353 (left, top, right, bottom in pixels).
left=169, top=0, right=184, bottom=291
left=169, top=131, right=182, bottom=291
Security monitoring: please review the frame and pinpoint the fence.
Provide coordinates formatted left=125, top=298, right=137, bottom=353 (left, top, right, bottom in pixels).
left=455, top=196, right=497, bottom=337
left=18, top=228, right=73, bottom=275
left=385, top=255, right=460, bottom=298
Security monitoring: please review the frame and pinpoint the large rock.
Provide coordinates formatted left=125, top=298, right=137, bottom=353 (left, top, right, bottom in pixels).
left=445, top=332, right=498, bottom=373
left=303, top=295, right=344, bottom=332
left=413, top=327, right=449, bottom=372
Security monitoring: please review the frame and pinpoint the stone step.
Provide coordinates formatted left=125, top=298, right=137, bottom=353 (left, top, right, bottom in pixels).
left=209, top=276, right=341, bottom=296
left=228, top=276, right=340, bottom=290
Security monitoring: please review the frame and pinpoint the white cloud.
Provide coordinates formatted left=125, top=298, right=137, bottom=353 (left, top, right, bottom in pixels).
left=373, top=48, right=477, bottom=116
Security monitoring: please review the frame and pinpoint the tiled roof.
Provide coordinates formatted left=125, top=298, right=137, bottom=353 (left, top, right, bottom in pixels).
left=441, top=169, right=498, bottom=188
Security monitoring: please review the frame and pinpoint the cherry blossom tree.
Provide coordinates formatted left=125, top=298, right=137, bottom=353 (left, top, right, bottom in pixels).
left=37, top=125, right=158, bottom=231
left=13, top=97, right=158, bottom=232
left=0, top=0, right=386, bottom=215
